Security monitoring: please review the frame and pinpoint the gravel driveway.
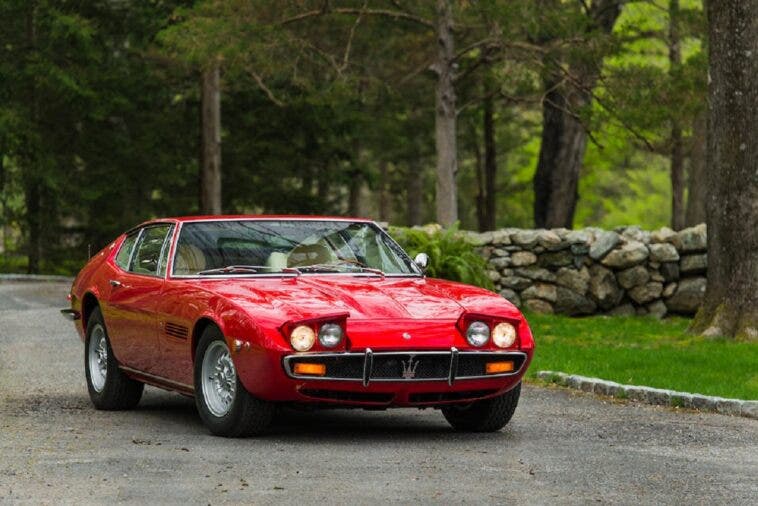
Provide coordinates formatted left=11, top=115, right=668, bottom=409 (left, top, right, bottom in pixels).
left=1, top=281, right=756, bottom=505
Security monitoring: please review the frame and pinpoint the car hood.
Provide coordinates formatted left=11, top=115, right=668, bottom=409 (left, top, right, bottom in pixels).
left=187, top=275, right=519, bottom=323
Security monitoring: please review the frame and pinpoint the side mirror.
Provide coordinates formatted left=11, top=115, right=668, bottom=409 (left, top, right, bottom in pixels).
left=414, top=252, right=429, bottom=273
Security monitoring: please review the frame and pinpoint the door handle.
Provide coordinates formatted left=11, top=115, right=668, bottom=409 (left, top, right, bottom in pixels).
left=109, top=279, right=123, bottom=288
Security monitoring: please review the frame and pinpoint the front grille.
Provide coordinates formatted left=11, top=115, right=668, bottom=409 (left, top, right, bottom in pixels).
left=408, top=389, right=498, bottom=404
left=295, top=355, right=364, bottom=379
left=371, top=355, right=450, bottom=380
left=457, top=353, right=526, bottom=377
left=284, top=349, right=526, bottom=385
left=300, top=389, right=394, bottom=404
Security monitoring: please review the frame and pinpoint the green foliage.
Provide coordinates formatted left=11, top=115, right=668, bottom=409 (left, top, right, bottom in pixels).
left=0, top=0, right=710, bottom=275
left=526, top=313, right=758, bottom=400
left=389, top=224, right=494, bottom=291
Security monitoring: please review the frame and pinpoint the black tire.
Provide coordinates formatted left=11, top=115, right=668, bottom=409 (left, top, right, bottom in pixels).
left=85, top=306, right=144, bottom=410
left=194, top=325, right=274, bottom=437
left=442, top=382, right=521, bottom=432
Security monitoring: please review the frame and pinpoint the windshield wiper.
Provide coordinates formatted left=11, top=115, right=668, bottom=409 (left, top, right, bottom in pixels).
left=197, top=265, right=300, bottom=276
left=297, top=261, right=385, bottom=276
left=335, top=257, right=385, bottom=276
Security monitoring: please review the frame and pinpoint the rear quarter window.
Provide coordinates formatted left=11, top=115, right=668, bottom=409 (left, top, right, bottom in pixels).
left=115, top=232, right=139, bottom=270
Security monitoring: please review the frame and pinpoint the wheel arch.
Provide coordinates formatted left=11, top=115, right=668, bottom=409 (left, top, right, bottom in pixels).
left=81, top=292, right=100, bottom=330
left=191, top=317, right=220, bottom=363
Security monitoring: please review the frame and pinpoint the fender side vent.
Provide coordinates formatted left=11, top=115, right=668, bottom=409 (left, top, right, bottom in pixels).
left=165, top=322, right=189, bottom=340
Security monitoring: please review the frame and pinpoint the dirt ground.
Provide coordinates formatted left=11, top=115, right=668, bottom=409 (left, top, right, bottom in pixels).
left=1, top=281, right=756, bottom=504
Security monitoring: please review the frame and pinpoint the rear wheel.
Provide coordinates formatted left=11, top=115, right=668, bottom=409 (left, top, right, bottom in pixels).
left=85, top=307, right=144, bottom=410
left=442, top=383, right=521, bottom=432
left=194, top=325, right=274, bottom=437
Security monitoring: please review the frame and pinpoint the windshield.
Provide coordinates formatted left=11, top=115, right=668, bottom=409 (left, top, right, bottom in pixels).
left=172, top=220, right=420, bottom=277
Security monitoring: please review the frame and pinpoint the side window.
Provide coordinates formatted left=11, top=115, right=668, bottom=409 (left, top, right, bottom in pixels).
left=130, top=225, right=172, bottom=276
left=115, top=231, right=139, bottom=271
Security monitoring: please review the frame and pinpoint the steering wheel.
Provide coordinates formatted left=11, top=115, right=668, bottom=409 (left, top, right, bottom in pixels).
left=287, top=243, right=334, bottom=267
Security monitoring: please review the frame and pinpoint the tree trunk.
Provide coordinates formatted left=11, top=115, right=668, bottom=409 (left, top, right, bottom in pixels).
left=0, top=154, right=5, bottom=255
left=670, top=123, right=685, bottom=230
left=533, top=0, right=621, bottom=229
left=685, top=112, right=707, bottom=226
left=473, top=125, right=486, bottom=232
left=24, top=5, right=41, bottom=274
left=316, top=164, right=329, bottom=207
left=200, top=64, right=222, bottom=215
left=378, top=161, right=389, bottom=222
left=406, top=166, right=423, bottom=226
left=433, top=0, right=458, bottom=227
left=347, top=170, right=362, bottom=216
left=25, top=183, right=41, bottom=274
left=482, top=90, right=497, bottom=231
left=533, top=78, right=589, bottom=229
left=669, top=0, right=686, bottom=230
left=690, top=0, right=757, bottom=340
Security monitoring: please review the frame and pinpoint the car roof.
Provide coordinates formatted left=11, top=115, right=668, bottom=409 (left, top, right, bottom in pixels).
left=130, top=214, right=374, bottom=230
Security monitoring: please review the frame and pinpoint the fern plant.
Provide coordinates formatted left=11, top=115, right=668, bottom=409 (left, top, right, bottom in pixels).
left=389, top=224, right=494, bottom=290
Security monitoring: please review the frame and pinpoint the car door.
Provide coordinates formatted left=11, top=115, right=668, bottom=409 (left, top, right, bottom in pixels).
left=153, top=226, right=199, bottom=386
left=105, top=224, right=173, bottom=375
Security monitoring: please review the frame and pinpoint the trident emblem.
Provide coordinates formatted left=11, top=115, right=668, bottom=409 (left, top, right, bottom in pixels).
left=401, top=356, right=419, bottom=379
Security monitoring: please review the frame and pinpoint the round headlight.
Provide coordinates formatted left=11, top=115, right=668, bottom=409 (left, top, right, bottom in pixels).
left=492, top=322, right=517, bottom=348
left=466, top=321, right=490, bottom=347
left=318, top=323, right=343, bottom=348
left=290, top=325, right=316, bottom=352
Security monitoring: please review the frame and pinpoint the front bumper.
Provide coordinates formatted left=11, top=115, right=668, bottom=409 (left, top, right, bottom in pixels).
left=234, top=347, right=530, bottom=408
left=283, top=348, right=527, bottom=386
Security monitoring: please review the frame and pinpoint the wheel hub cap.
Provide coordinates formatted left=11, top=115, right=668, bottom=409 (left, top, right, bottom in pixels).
left=201, top=341, right=237, bottom=417
left=88, top=324, right=108, bottom=392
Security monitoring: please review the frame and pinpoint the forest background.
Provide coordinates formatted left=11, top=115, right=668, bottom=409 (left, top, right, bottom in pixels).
left=0, top=0, right=710, bottom=274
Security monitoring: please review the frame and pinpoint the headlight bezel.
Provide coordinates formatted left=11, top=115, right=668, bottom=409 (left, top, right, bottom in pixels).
left=280, top=313, right=349, bottom=352
left=457, top=312, right=521, bottom=350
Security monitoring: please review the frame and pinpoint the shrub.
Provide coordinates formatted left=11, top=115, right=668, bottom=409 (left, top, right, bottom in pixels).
left=389, top=223, right=494, bottom=290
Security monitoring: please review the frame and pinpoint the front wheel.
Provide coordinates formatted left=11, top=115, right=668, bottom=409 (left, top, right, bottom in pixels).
left=442, top=383, right=521, bottom=432
left=85, top=307, right=144, bottom=410
left=194, top=326, right=274, bottom=437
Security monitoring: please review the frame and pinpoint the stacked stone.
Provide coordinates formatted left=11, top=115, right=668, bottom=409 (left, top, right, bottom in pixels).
left=469, top=223, right=708, bottom=317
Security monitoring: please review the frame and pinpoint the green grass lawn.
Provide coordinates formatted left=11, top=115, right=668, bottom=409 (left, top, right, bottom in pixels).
left=524, top=313, right=758, bottom=400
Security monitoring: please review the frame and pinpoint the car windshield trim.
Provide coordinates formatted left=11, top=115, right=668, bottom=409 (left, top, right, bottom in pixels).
left=168, top=219, right=423, bottom=279
left=172, top=272, right=418, bottom=279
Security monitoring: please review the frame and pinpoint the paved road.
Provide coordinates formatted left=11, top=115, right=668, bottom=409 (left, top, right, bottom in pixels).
left=1, top=281, right=756, bottom=505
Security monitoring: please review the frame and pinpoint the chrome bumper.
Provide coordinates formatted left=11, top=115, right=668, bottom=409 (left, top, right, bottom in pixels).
left=283, top=348, right=527, bottom=387
left=60, top=309, right=80, bottom=321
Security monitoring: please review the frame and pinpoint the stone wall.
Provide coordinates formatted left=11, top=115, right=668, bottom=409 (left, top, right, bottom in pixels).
left=468, top=224, right=707, bottom=317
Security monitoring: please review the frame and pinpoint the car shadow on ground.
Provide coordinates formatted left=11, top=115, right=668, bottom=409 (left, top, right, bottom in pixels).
left=4, top=388, right=517, bottom=443
left=132, top=390, right=517, bottom=442
left=269, top=408, right=518, bottom=443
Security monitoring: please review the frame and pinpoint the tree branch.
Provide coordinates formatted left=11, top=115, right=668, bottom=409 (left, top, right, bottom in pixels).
left=549, top=58, right=657, bottom=151
left=280, top=7, right=434, bottom=29
left=246, top=67, right=284, bottom=106
left=339, top=1, right=368, bottom=73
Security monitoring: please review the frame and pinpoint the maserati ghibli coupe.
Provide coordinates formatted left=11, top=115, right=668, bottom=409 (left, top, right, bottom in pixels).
left=63, top=216, right=534, bottom=437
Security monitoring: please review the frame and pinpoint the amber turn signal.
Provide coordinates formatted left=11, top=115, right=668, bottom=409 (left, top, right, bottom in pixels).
left=485, top=361, right=515, bottom=374
left=293, top=362, right=326, bottom=376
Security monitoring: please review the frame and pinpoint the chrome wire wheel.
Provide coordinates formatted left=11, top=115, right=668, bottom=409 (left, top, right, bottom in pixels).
left=201, top=341, right=237, bottom=417
left=88, top=324, right=108, bottom=393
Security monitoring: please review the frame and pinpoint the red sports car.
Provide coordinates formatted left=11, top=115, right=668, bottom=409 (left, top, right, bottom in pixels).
left=63, top=216, right=534, bottom=436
